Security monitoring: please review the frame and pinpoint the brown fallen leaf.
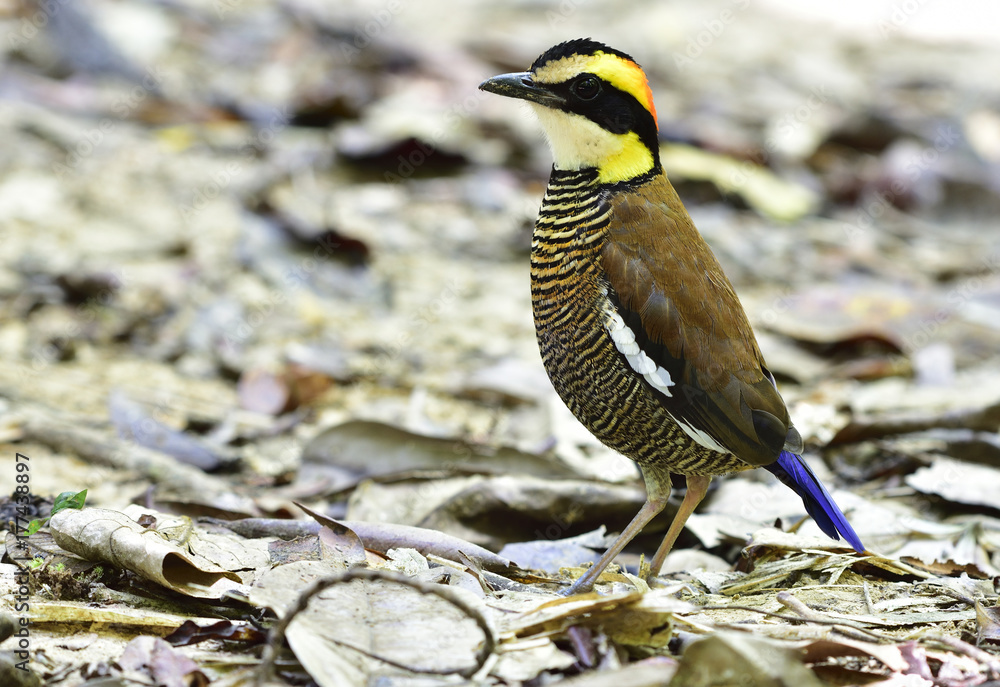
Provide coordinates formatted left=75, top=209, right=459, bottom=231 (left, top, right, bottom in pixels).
left=164, top=619, right=265, bottom=648
left=118, top=636, right=208, bottom=687
left=830, top=401, right=1000, bottom=445
left=801, top=636, right=908, bottom=672
left=251, top=563, right=491, bottom=686
left=668, top=631, right=824, bottom=687
left=348, top=474, right=646, bottom=551
left=237, top=365, right=333, bottom=415
left=899, top=556, right=991, bottom=580
left=49, top=507, right=246, bottom=599
left=905, top=456, right=1000, bottom=510
left=976, top=600, right=1000, bottom=645
left=301, top=419, right=578, bottom=490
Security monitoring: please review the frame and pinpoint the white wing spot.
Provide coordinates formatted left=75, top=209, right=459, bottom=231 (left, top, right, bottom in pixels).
left=602, top=299, right=729, bottom=455
left=672, top=416, right=729, bottom=454
left=603, top=307, right=674, bottom=398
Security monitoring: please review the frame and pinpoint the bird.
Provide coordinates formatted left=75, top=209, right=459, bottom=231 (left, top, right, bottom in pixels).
left=479, top=39, right=864, bottom=594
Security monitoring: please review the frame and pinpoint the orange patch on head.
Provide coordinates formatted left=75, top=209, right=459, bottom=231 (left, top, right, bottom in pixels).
left=637, top=72, right=657, bottom=129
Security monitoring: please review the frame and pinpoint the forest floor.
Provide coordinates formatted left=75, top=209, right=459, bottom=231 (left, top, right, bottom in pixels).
left=2, top=1, right=1000, bottom=685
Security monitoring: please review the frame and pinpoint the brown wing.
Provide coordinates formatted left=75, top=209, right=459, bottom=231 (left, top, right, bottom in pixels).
left=601, top=172, right=798, bottom=466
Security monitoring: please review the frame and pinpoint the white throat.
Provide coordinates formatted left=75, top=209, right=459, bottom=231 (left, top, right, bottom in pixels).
left=528, top=104, right=625, bottom=171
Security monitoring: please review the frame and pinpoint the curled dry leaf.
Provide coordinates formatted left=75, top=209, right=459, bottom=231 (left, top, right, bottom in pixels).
left=49, top=508, right=245, bottom=599
left=164, top=619, right=265, bottom=648
left=347, top=474, right=646, bottom=551
left=503, top=588, right=691, bottom=649
left=659, top=143, right=820, bottom=221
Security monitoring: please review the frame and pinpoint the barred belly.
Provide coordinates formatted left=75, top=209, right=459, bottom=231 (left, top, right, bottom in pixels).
left=531, top=168, right=747, bottom=477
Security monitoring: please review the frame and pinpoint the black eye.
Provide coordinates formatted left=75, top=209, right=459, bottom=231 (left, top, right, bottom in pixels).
left=572, top=76, right=601, bottom=100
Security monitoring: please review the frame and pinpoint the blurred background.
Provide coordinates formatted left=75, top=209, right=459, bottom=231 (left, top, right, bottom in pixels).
left=3, top=0, right=1000, bottom=568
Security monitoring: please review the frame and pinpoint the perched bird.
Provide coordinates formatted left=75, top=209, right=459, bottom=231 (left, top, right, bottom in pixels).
left=480, top=39, right=864, bottom=594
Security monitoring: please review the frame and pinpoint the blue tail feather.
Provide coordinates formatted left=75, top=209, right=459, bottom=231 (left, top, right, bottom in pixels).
left=764, top=451, right=865, bottom=553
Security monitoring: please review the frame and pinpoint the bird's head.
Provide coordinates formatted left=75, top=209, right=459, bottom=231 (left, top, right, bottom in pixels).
left=480, top=38, right=660, bottom=185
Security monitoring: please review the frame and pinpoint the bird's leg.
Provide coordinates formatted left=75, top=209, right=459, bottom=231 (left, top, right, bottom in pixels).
left=647, top=474, right=712, bottom=578
left=565, top=463, right=673, bottom=595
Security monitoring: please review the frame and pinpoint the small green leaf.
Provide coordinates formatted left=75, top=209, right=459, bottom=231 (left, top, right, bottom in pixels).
left=51, top=489, right=88, bottom=515
left=23, top=490, right=88, bottom=536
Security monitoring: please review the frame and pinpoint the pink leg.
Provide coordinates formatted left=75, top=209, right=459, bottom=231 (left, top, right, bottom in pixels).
left=565, top=462, right=673, bottom=595
left=648, top=474, right=712, bottom=577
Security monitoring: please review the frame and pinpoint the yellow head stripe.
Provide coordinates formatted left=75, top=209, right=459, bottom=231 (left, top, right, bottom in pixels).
left=533, top=51, right=658, bottom=130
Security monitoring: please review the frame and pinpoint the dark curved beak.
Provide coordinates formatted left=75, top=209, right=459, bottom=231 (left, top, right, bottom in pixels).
left=478, top=72, right=565, bottom=107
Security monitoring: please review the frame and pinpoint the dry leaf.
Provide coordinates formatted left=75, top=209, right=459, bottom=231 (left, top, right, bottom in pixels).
left=49, top=508, right=245, bottom=598
left=906, top=456, right=1000, bottom=510
left=668, top=631, right=824, bottom=687
left=117, top=636, right=208, bottom=687
left=250, top=561, right=490, bottom=685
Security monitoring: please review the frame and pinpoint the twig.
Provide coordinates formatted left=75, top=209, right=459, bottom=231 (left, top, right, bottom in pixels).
left=681, top=597, right=897, bottom=643
left=913, top=581, right=976, bottom=607
left=863, top=580, right=875, bottom=615
left=777, top=591, right=896, bottom=643
left=212, top=515, right=518, bottom=574
left=928, top=635, right=1000, bottom=679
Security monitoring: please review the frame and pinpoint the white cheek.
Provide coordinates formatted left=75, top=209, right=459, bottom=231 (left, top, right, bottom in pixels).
left=528, top=105, right=622, bottom=171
